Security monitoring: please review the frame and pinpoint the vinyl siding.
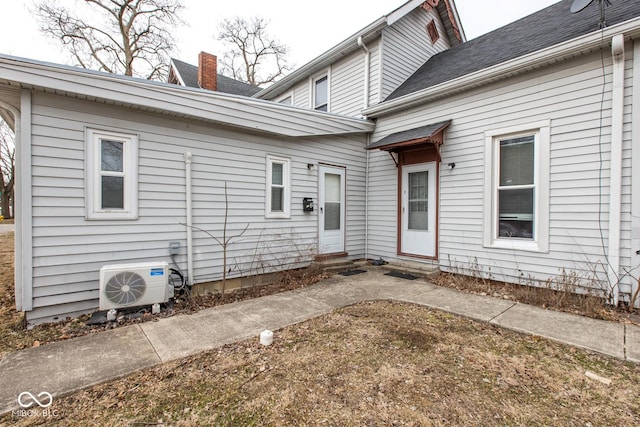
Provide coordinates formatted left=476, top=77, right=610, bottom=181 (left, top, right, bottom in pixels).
left=380, top=7, right=450, bottom=100
left=27, top=92, right=367, bottom=324
left=368, top=47, right=635, bottom=297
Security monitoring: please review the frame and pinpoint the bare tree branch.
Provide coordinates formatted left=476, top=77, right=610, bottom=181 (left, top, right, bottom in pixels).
left=34, top=0, right=184, bottom=80
left=217, top=16, right=293, bottom=86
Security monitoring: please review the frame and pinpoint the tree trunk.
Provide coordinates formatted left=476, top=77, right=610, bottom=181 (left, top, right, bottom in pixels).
left=1, top=189, right=11, bottom=218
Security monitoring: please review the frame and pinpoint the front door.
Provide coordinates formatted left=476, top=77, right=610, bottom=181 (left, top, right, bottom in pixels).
left=401, top=162, right=436, bottom=257
left=319, top=165, right=345, bottom=254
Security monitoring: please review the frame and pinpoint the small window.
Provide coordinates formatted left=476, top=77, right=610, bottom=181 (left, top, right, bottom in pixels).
left=484, top=122, right=550, bottom=252
left=86, top=128, right=138, bottom=220
left=266, top=155, right=291, bottom=218
left=313, top=75, right=328, bottom=112
left=426, top=20, right=439, bottom=44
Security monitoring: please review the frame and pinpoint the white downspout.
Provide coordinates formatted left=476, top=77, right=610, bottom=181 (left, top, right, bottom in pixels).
left=357, top=36, right=371, bottom=110
left=365, top=135, right=370, bottom=261
left=184, top=152, right=194, bottom=286
left=631, top=40, right=640, bottom=307
left=607, top=34, right=625, bottom=305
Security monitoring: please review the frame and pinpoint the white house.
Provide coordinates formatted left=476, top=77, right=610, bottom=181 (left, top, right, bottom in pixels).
left=1, top=0, right=639, bottom=325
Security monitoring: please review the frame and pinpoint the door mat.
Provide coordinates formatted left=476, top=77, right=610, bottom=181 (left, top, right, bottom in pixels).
left=339, top=269, right=367, bottom=276
left=384, top=271, right=418, bottom=280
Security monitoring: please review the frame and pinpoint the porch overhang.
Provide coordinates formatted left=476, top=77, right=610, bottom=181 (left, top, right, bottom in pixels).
left=366, top=120, right=451, bottom=152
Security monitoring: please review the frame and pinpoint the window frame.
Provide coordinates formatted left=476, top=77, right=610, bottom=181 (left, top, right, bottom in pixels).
left=426, top=19, right=440, bottom=44
left=483, top=121, right=550, bottom=253
left=311, top=72, right=330, bottom=112
left=265, top=154, right=291, bottom=219
left=85, top=128, right=139, bottom=220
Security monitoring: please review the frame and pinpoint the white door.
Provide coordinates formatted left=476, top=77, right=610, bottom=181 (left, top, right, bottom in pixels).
left=319, top=165, right=346, bottom=254
left=401, top=162, right=436, bottom=257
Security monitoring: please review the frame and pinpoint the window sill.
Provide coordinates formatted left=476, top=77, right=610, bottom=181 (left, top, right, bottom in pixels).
left=265, top=213, right=291, bottom=220
left=86, top=211, right=138, bottom=220
left=484, top=239, right=548, bottom=254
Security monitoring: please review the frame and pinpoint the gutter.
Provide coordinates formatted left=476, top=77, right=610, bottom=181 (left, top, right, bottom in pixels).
left=254, top=18, right=387, bottom=100
left=363, top=16, right=640, bottom=118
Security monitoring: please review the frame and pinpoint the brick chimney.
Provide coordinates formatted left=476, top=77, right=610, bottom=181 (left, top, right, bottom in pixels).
left=198, top=52, right=217, bottom=91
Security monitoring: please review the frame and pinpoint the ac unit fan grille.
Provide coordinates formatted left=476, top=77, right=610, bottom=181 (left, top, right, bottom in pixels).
left=104, top=271, right=147, bottom=306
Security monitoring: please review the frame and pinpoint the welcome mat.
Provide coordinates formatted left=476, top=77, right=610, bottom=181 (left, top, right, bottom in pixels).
left=338, top=269, right=367, bottom=276
left=384, top=271, right=418, bottom=280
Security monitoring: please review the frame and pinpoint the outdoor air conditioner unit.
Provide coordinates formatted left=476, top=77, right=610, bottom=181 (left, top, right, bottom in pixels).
left=99, top=261, right=172, bottom=311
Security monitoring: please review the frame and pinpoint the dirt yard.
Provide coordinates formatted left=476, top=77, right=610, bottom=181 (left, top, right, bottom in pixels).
left=3, top=300, right=640, bottom=426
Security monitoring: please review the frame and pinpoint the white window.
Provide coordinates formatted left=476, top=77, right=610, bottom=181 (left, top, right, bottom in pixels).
left=483, top=121, right=550, bottom=252
left=313, top=74, right=329, bottom=112
left=266, top=155, right=291, bottom=219
left=86, top=128, right=138, bottom=220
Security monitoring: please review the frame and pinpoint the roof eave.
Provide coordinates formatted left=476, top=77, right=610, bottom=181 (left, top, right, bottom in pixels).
left=364, top=16, right=640, bottom=118
left=0, top=55, right=374, bottom=138
left=253, top=17, right=388, bottom=100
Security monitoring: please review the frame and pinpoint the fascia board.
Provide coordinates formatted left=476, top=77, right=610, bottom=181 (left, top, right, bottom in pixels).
left=364, top=16, right=640, bottom=118
left=253, top=18, right=387, bottom=100
left=0, top=56, right=374, bottom=137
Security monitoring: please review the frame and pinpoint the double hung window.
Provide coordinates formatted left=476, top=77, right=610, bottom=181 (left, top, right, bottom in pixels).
left=86, top=128, right=138, bottom=220
left=266, top=155, right=291, bottom=218
left=484, top=122, right=549, bottom=252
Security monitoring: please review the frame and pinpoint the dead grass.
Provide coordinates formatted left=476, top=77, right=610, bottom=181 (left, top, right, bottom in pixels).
left=3, top=300, right=639, bottom=426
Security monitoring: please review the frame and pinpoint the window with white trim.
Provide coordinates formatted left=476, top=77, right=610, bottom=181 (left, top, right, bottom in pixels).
left=86, top=128, right=138, bottom=220
left=313, top=75, right=328, bottom=112
left=484, top=122, right=550, bottom=252
left=266, top=155, right=291, bottom=218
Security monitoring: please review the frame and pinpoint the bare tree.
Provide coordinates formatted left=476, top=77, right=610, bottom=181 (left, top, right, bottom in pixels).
left=217, top=16, right=293, bottom=86
left=0, top=120, right=15, bottom=219
left=34, top=0, right=184, bottom=80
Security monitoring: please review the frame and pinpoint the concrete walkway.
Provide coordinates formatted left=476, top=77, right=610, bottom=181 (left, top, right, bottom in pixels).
left=1, top=268, right=639, bottom=415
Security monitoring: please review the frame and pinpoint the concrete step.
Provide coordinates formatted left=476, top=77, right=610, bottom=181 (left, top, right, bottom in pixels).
left=370, top=259, right=440, bottom=279
left=315, top=257, right=357, bottom=273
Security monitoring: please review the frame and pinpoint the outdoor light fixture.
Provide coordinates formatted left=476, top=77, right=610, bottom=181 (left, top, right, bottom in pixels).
left=307, top=163, right=315, bottom=170
left=448, top=162, right=456, bottom=169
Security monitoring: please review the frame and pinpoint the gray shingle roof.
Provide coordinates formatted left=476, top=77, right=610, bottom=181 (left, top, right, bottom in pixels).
left=386, top=0, right=640, bottom=101
left=170, top=58, right=262, bottom=97
left=367, top=120, right=451, bottom=150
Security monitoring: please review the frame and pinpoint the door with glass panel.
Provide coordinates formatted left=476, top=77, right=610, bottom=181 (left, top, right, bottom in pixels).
left=401, top=162, right=436, bottom=257
left=319, top=165, right=345, bottom=254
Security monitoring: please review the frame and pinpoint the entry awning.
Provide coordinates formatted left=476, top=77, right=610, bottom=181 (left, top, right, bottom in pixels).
left=366, top=120, right=451, bottom=151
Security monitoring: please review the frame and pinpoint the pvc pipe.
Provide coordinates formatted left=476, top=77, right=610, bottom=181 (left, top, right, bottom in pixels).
left=631, top=40, right=640, bottom=307
left=607, top=34, right=625, bottom=305
left=184, top=152, right=194, bottom=286
left=365, top=134, right=370, bottom=261
left=357, top=36, right=370, bottom=110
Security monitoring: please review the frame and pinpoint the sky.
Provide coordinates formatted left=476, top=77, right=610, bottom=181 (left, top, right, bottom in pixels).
left=0, top=0, right=561, bottom=71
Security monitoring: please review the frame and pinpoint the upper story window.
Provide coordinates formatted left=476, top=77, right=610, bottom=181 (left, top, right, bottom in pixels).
left=426, top=20, right=439, bottom=44
left=313, top=75, right=329, bottom=112
left=86, top=128, right=138, bottom=220
left=483, top=121, right=550, bottom=252
left=266, top=154, right=291, bottom=219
